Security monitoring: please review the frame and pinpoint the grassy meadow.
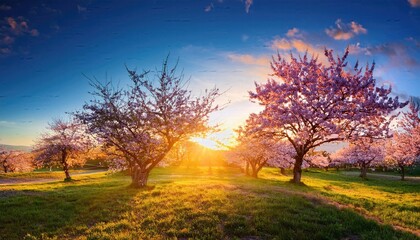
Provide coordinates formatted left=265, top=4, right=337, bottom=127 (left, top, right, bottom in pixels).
left=0, top=167, right=419, bottom=240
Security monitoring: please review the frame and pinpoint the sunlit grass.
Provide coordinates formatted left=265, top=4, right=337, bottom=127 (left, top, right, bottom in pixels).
left=0, top=167, right=418, bottom=239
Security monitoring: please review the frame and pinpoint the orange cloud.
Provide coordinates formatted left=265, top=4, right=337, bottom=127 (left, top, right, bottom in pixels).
left=271, top=38, right=325, bottom=58
left=286, top=28, right=300, bottom=37
left=7, top=17, right=17, bottom=30
left=271, top=38, right=292, bottom=50
left=5, top=17, right=38, bottom=36
left=408, top=0, right=420, bottom=7
left=228, top=53, right=270, bottom=66
left=351, top=21, right=367, bottom=34
left=325, top=19, right=367, bottom=40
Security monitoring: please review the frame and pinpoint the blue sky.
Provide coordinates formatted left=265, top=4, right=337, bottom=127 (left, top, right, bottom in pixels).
left=0, top=0, right=419, bottom=146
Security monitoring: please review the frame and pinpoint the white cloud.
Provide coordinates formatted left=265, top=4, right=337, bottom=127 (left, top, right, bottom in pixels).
left=245, top=0, right=253, bottom=13
left=204, top=3, right=214, bottom=12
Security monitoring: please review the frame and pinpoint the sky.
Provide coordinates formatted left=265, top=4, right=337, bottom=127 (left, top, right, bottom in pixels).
left=0, top=0, right=419, bottom=147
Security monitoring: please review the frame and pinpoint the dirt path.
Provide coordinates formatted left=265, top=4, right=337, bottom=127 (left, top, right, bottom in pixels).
left=0, top=170, right=107, bottom=185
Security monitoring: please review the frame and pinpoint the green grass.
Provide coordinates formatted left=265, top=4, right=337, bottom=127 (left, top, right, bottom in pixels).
left=0, top=167, right=419, bottom=239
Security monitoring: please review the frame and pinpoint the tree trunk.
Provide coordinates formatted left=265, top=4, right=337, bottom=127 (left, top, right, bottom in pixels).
left=359, top=164, right=367, bottom=180
left=280, top=167, right=286, bottom=175
left=61, top=150, right=71, bottom=181
left=2, top=162, right=8, bottom=173
left=292, top=155, right=303, bottom=184
left=250, top=162, right=258, bottom=178
left=400, top=165, right=405, bottom=181
left=245, top=161, right=250, bottom=176
left=131, top=166, right=150, bottom=188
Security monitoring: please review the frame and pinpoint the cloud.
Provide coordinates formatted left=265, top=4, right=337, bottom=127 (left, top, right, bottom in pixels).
left=369, top=43, right=418, bottom=67
left=0, top=48, right=11, bottom=55
left=245, top=0, right=253, bottom=13
left=0, top=5, right=11, bottom=11
left=0, top=17, right=39, bottom=55
left=7, top=17, right=17, bottom=31
left=271, top=38, right=292, bottom=50
left=348, top=42, right=366, bottom=55
left=242, top=34, right=249, bottom=42
left=407, top=37, right=420, bottom=48
left=4, top=17, right=39, bottom=36
left=30, top=29, right=39, bottom=36
left=350, top=42, right=419, bottom=70
left=408, top=0, right=420, bottom=7
left=204, top=3, right=214, bottom=12
left=271, top=37, right=326, bottom=59
left=325, top=19, right=367, bottom=40
left=286, top=28, right=300, bottom=37
left=1, top=35, right=14, bottom=45
left=228, top=53, right=270, bottom=66
left=77, top=5, right=87, bottom=13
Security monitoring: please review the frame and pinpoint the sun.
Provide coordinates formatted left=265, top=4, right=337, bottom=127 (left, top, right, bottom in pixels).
left=191, top=130, right=236, bottom=150
left=191, top=137, right=221, bottom=150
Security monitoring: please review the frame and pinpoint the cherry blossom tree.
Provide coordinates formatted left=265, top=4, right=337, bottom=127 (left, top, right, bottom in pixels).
left=399, top=99, right=420, bottom=132
left=162, top=140, right=197, bottom=167
left=0, top=149, right=14, bottom=173
left=385, top=133, right=418, bottom=180
left=385, top=100, right=420, bottom=180
left=333, top=138, right=385, bottom=179
left=0, top=150, right=34, bottom=173
left=306, top=150, right=333, bottom=171
left=228, top=115, right=295, bottom=178
left=75, top=58, right=220, bottom=187
left=267, top=142, right=295, bottom=175
left=33, top=118, right=93, bottom=180
left=249, top=48, right=406, bottom=183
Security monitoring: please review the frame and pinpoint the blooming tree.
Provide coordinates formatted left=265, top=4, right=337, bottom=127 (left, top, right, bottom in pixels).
left=228, top=115, right=295, bottom=178
left=0, top=150, right=34, bottom=173
left=75, top=58, right=220, bottom=187
left=0, top=149, right=14, bottom=173
left=385, top=133, right=418, bottom=180
left=249, top=48, right=405, bottom=183
left=306, top=150, right=333, bottom=171
left=333, top=138, right=385, bottom=179
left=385, top=101, right=420, bottom=180
left=33, top=118, right=93, bottom=180
left=267, top=142, right=295, bottom=175
left=162, top=140, right=197, bottom=167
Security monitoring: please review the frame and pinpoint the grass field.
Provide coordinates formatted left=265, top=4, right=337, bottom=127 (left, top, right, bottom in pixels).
left=0, top=167, right=419, bottom=239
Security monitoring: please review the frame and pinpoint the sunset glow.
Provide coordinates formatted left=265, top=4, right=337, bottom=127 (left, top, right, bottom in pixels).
left=0, top=1, right=419, bottom=148
left=0, top=2, right=419, bottom=239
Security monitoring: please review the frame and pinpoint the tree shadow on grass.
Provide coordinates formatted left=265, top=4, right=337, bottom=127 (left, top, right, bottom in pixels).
left=0, top=174, right=145, bottom=239
left=301, top=170, right=420, bottom=194
left=0, top=171, right=418, bottom=240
